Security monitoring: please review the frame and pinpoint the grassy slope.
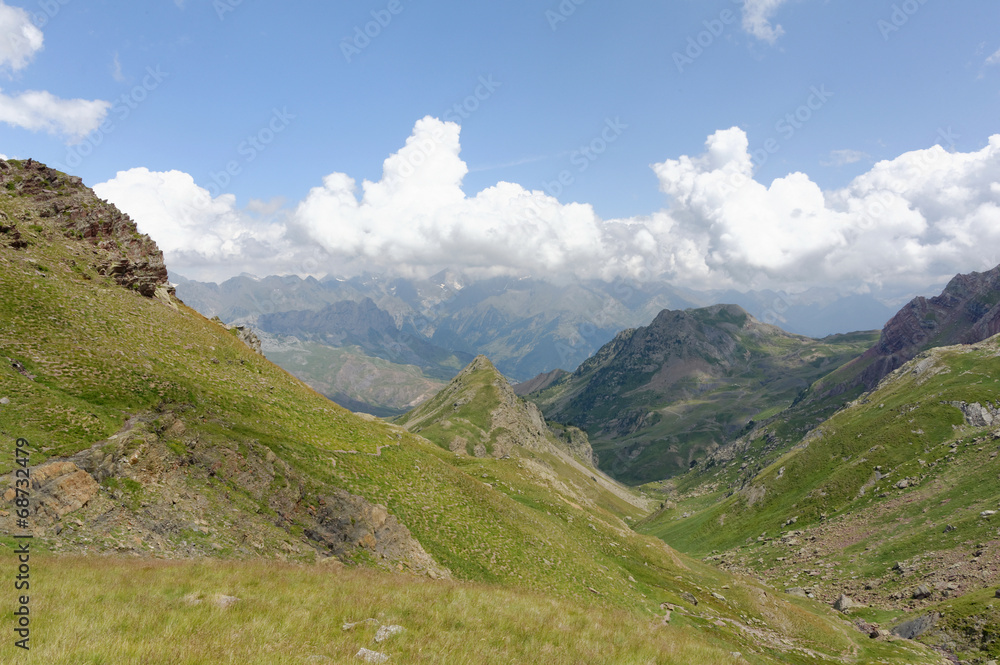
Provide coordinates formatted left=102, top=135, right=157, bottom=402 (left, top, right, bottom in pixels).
left=641, top=338, right=1000, bottom=660
left=0, top=179, right=945, bottom=664
left=532, top=307, right=878, bottom=484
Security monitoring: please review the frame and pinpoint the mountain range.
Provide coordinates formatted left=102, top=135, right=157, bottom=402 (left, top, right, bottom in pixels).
left=4, top=157, right=997, bottom=663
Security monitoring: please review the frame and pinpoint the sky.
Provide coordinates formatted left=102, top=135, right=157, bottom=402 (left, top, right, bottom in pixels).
left=0, top=0, right=998, bottom=298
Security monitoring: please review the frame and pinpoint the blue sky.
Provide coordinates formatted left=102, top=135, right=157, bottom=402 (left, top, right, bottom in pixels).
left=1, top=0, right=999, bottom=294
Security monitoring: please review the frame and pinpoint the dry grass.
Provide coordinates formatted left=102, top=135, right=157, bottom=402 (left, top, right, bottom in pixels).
left=1, top=556, right=752, bottom=665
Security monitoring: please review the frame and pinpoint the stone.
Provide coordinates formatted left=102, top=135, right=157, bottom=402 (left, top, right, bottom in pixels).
left=711, top=592, right=726, bottom=601
left=784, top=587, right=808, bottom=598
left=355, top=648, right=389, bottom=663
left=912, top=585, right=932, bottom=600
left=833, top=594, right=855, bottom=612
left=680, top=591, right=698, bottom=606
left=374, top=625, right=405, bottom=643
left=995, top=589, right=1000, bottom=599
left=891, top=613, right=939, bottom=640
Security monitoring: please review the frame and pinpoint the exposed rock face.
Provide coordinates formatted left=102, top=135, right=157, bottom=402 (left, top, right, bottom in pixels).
left=0, top=159, right=169, bottom=297
left=0, top=410, right=449, bottom=578
left=851, top=265, right=1000, bottom=391
left=1, top=461, right=99, bottom=522
left=211, top=317, right=264, bottom=355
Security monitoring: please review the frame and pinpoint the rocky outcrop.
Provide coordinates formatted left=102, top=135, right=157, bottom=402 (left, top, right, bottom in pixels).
left=848, top=265, right=1000, bottom=392
left=0, top=158, right=169, bottom=297
left=1, top=461, right=99, bottom=523
left=0, top=410, right=449, bottom=577
left=211, top=317, right=264, bottom=355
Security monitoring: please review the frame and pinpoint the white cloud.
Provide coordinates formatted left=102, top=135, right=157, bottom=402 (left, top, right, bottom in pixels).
left=987, top=47, right=1000, bottom=66
left=652, top=128, right=1000, bottom=290
left=822, top=149, right=869, bottom=167
left=93, top=168, right=303, bottom=281
left=0, top=88, right=110, bottom=141
left=0, top=1, right=43, bottom=73
left=95, top=118, right=1000, bottom=294
left=741, top=0, right=789, bottom=44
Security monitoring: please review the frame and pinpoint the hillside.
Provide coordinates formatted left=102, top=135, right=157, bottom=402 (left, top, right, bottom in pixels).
left=642, top=336, right=1000, bottom=661
left=0, top=158, right=947, bottom=664
left=683, top=264, right=1000, bottom=499
left=529, top=304, right=878, bottom=484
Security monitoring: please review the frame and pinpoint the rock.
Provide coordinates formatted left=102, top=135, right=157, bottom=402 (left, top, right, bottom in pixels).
left=711, top=592, right=726, bottom=602
left=0, top=397, right=9, bottom=405
left=355, top=648, right=389, bottom=663
left=912, top=585, right=932, bottom=600
left=895, top=479, right=909, bottom=489
left=343, top=618, right=380, bottom=631
left=833, top=594, right=855, bottom=612
left=784, top=587, right=808, bottom=598
left=2, top=461, right=99, bottom=523
left=680, top=591, right=698, bottom=606
left=995, top=589, right=1000, bottom=599
left=213, top=595, right=240, bottom=609
left=891, top=613, right=939, bottom=640
left=374, top=625, right=405, bottom=643
left=981, top=510, right=997, bottom=518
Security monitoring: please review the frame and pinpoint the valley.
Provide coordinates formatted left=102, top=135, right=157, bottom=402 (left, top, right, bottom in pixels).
left=0, top=157, right=993, bottom=663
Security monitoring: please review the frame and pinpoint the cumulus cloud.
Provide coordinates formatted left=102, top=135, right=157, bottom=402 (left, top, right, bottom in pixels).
left=987, top=47, right=1000, bottom=66
left=0, top=88, right=111, bottom=141
left=93, top=168, right=309, bottom=281
left=96, top=117, right=1000, bottom=293
left=741, top=0, right=789, bottom=44
left=652, top=128, right=1000, bottom=290
left=0, top=1, right=43, bottom=73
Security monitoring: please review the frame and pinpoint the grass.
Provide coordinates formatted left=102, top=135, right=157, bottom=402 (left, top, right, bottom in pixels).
left=0, top=554, right=947, bottom=665
left=0, top=162, right=950, bottom=665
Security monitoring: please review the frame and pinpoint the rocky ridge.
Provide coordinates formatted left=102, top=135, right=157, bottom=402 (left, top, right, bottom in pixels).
left=0, top=159, right=170, bottom=298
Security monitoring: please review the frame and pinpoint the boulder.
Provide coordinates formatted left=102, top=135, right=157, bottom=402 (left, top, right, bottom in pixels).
left=833, top=594, right=855, bottom=612
left=911, top=585, right=932, bottom=600
left=891, top=613, right=939, bottom=640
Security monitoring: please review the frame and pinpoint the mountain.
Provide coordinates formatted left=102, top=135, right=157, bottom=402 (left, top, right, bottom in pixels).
left=0, top=158, right=943, bottom=664
left=174, top=272, right=700, bottom=381
left=641, top=335, right=1000, bottom=660
left=819, top=265, right=1000, bottom=398
left=513, top=367, right=569, bottom=396
left=258, top=297, right=472, bottom=381
left=690, top=287, right=896, bottom=339
left=528, top=304, right=878, bottom=484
